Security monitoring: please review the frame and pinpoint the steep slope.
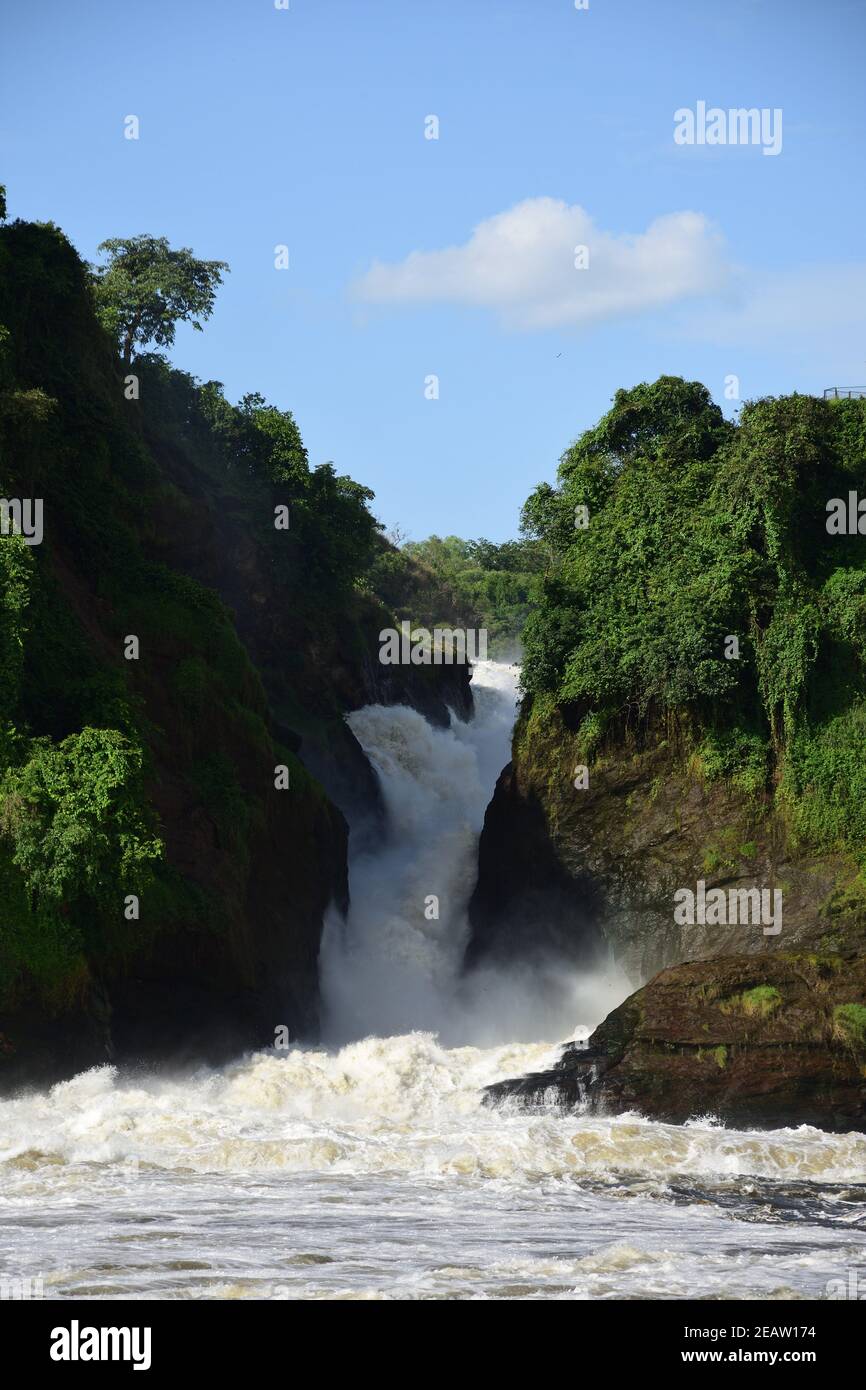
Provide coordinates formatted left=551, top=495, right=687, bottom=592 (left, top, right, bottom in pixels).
left=471, top=378, right=866, bottom=1129
left=0, top=218, right=469, bottom=1087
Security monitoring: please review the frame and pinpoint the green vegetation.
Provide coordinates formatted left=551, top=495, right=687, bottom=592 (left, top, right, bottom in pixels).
left=0, top=207, right=399, bottom=1009
left=720, top=986, right=782, bottom=1019
left=92, top=236, right=229, bottom=367
left=520, top=375, right=866, bottom=861
left=131, top=355, right=382, bottom=602
left=832, top=1002, right=866, bottom=1049
left=0, top=730, right=162, bottom=990
left=370, top=534, right=545, bottom=656
left=694, top=729, right=769, bottom=798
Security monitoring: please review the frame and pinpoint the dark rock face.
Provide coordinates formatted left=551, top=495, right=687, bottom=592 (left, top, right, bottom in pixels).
left=484, top=953, right=866, bottom=1132
left=362, top=654, right=473, bottom=730
left=466, top=761, right=604, bottom=971
left=0, top=685, right=351, bottom=1092
left=109, top=775, right=349, bottom=1068
left=467, top=699, right=858, bottom=983
left=469, top=693, right=866, bottom=1132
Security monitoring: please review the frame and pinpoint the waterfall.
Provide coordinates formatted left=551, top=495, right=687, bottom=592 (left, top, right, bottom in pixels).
left=1, top=660, right=861, bottom=1302
left=320, top=659, right=629, bottom=1047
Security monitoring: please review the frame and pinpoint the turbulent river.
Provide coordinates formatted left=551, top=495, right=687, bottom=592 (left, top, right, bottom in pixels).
left=1, top=662, right=865, bottom=1300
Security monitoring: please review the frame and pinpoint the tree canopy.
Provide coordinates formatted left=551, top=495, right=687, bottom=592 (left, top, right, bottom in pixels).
left=519, top=376, right=866, bottom=857
left=91, top=235, right=229, bottom=365
left=379, top=534, right=545, bottom=654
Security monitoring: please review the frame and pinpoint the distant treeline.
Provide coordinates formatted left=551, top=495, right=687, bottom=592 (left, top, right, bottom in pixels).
left=370, top=535, right=545, bottom=658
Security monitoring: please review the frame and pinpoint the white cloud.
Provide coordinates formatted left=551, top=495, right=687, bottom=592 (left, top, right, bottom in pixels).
left=352, top=197, right=731, bottom=331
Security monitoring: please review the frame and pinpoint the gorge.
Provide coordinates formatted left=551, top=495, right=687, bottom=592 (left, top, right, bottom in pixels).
left=1, top=209, right=866, bottom=1302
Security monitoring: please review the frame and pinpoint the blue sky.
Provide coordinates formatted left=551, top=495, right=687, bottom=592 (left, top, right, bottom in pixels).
left=3, top=0, right=865, bottom=540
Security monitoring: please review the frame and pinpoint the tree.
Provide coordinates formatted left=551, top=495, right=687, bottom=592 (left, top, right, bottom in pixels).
left=0, top=728, right=162, bottom=910
left=91, top=235, right=229, bottom=366
left=0, top=185, right=7, bottom=222
left=235, top=392, right=309, bottom=485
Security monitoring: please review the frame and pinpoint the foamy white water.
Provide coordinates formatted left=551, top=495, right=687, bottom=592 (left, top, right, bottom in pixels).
left=1, top=1035, right=865, bottom=1299
left=1, top=662, right=864, bottom=1300
left=321, top=660, right=628, bottom=1045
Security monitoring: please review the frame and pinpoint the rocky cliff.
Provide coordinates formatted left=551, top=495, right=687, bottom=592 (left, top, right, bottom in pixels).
left=470, top=379, right=866, bottom=1131
left=473, top=698, right=866, bottom=1130
left=485, top=952, right=866, bottom=1132
left=0, top=218, right=470, bottom=1089
left=470, top=695, right=862, bottom=979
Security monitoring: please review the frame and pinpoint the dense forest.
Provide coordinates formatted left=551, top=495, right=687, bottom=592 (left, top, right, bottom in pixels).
left=519, top=376, right=866, bottom=867
left=0, top=195, right=531, bottom=1051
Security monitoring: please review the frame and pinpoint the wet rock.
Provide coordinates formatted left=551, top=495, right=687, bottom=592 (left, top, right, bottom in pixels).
left=484, top=953, right=866, bottom=1133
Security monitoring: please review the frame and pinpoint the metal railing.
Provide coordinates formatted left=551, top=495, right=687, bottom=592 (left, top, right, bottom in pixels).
left=824, top=387, right=866, bottom=400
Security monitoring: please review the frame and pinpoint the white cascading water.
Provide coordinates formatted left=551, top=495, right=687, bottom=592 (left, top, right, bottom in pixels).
left=320, top=659, right=628, bottom=1045
left=1, top=659, right=864, bottom=1300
